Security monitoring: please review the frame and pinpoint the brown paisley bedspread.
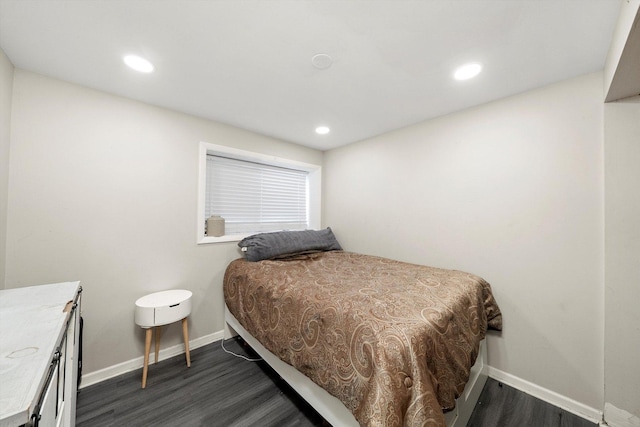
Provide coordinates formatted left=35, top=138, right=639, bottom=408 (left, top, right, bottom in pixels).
left=223, top=251, right=502, bottom=426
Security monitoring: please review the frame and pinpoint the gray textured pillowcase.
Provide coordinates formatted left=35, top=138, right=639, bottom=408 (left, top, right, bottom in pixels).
left=238, top=228, right=342, bottom=262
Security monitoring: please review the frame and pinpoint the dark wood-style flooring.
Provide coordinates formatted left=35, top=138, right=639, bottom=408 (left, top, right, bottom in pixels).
left=76, top=338, right=597, bottom=427
left=468, top=379, right=597, bottom=427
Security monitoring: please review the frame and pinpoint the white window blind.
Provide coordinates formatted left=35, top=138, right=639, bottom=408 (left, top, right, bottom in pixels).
left=205, top=155, right=309, bottom=235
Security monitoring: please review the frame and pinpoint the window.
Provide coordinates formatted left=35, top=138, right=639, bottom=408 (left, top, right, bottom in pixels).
left=205, top=155, right=308, bottom=234
left=197, top=142, right=321, bottom=244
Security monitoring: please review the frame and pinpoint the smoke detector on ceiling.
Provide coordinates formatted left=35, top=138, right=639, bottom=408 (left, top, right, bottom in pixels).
left=311, top=53, right=333, bottom=70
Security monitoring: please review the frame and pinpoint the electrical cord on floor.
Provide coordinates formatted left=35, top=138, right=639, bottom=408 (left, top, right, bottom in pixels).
left=221, top=338, right=262, bottom=362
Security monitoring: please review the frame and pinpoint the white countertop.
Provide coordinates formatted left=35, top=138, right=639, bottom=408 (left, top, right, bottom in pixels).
left=0, top=281, right=80, bottom=427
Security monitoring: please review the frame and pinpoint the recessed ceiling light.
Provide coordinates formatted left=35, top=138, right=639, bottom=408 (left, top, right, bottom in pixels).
left=315, top=126, right=330, bottom=135
left=454, top=63, right=482, bottom=81
left=123, top=55, right=154, bottom=73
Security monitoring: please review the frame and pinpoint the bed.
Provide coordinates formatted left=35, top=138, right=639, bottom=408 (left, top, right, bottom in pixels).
left=223, top=229, right=502, bottom=426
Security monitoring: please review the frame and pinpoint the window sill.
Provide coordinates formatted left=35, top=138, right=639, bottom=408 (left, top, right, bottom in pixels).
left=197, top=234, right=250, bottom=245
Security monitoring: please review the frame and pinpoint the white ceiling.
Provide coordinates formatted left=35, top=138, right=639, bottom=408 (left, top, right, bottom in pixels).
left=0, top=0, right=622, bottom=150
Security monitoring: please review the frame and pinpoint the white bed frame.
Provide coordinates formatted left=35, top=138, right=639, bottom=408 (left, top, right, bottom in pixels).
left=225, top=306, right=488, bottom=426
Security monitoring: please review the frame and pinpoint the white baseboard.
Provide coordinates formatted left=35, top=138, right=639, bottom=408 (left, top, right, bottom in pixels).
left=604, top=402, right=640, bottom=427
left=80, top=330, right=225, bottom=389
left=487, top=366, right=603, bottom=424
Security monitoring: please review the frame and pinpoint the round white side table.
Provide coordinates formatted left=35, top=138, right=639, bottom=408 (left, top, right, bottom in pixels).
left=134, top=289, right=192, bottom=388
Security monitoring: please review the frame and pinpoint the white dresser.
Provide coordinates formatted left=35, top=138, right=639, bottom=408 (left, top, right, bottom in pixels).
left=0, top=282, right=82, bottom=427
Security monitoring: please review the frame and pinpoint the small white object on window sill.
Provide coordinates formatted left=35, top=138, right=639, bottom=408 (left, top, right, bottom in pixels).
left=206, top=215, right=225, bottom=237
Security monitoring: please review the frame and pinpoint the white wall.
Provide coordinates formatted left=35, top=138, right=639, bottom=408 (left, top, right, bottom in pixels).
left=604, top=96, right=640, bottom=424
left=324, top=73, right=604, bottom=412
left=0, top=48, right=14, bottom=290
left=5, top=70, right=323, bottom=374
left=604, top=0, right=640, bottom=102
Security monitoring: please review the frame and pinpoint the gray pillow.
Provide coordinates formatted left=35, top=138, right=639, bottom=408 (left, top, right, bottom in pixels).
left=238, top=228, right=342, bottom=262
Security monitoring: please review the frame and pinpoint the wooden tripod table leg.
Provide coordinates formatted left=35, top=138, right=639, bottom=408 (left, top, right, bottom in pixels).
left=154, top=326, right=161, bottom=363
left=142, top=328, right=152, bottom=388
left=182, top=317, right=191, bottom=367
